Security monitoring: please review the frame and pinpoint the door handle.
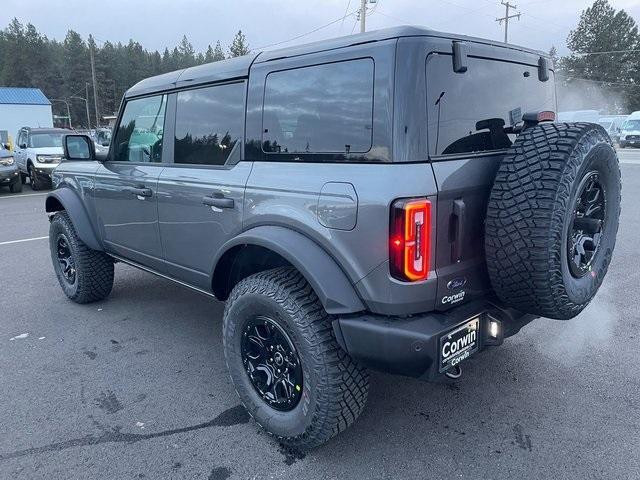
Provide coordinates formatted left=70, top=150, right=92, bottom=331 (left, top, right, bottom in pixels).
left=124, top=186, right=153, bottom=198
left=202, top=195, right=234, bottom=209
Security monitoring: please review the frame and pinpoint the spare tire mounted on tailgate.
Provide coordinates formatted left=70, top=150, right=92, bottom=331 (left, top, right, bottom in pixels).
left=485, top=122, right=621, bottom=319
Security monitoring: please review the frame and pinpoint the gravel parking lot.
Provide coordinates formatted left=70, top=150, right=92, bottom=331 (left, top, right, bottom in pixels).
left=1, top=153, right=639, bottom=480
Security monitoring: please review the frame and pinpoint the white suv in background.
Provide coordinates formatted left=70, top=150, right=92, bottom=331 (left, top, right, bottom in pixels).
left=14, top=127, right=67, bottom=190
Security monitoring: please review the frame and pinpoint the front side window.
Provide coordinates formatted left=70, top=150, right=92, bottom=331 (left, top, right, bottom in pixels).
left=623, top=119, right=640, bottom=130
left=29, top=133, right=64, bottom=148
left=112, top=95, right=167, bottom=162
left=426, top=54, right=556, bottom=156
left=174, top=83, right=244, bottom=166
left=262, top=58, right=374, bottom=156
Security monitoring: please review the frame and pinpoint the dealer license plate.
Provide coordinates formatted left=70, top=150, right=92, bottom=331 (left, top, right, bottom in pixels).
left=439, top=317, right=480, bottom=372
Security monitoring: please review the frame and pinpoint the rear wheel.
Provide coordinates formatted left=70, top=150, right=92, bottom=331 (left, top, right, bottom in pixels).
left=223, top=267, right=369, bottom=450
left=485, top=122, right=621, bottom=319
left=49, top=211, right=114, bottom=303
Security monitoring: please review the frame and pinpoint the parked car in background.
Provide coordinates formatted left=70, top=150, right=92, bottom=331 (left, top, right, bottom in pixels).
left=95, top=128, right=111, bottom=147
left=598, top=115, right=628, bottom=144
left=14, top=127, right=66, bottom=190
left=0, top=142, right=21, bottom=192
left=93, top=127, right=112, bottom=155
left=557, top=110, right=601, bottom=123
left=618, top=111, right=640, bottom=148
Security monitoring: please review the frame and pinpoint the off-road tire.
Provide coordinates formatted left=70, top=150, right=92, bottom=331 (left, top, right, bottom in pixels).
left=485, top=122, right=621, bottom=319
left=222, top=267, right=369, bottom=450
left=9, top=176, right=22, bottom=193
left=49, top=211, right=114, bottom=303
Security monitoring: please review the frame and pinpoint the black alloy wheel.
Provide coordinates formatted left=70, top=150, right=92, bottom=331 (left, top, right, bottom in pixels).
left=56, top=234, right=76, bottom=284
left=567, top=171, right=606, bottom=278
left=240, top=315, right=303, bottom=411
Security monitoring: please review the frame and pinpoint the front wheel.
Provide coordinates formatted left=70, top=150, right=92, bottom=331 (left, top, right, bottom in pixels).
left=222, top=267, right=369, bottom=450
left=28, top=165, right=41, bottom=190
left=49, top=211, right=114, bottom=303
left=9, top=175, right=22, bottom=193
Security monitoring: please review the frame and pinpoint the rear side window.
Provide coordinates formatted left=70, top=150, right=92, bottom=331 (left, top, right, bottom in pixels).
left=174, top=83, right=244, bottom=166
left=262, top=58, right=374, bottom=156
left=426, top=54, right=556, bottom=156
left=113, top=94, right=167, bottom=162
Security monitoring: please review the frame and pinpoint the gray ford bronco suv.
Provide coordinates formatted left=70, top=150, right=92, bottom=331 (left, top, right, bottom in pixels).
left=46, top=26, right=621, bottom=449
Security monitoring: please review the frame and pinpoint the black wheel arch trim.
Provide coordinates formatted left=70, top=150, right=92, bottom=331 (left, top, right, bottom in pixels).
left=212, top=225, right=366, bottom=315
left=45, top=189, right=103, bottom=251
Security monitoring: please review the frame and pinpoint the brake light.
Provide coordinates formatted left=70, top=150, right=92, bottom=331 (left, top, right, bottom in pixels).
left=390, top=198, right=431, bottom=282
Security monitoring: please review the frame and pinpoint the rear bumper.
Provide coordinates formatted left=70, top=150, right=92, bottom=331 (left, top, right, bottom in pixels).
left=332, top=300, right=536, bottom=381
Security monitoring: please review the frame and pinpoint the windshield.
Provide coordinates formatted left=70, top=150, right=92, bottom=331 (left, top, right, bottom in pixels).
left=29, top=133, right=64, bottom=148
left=96, top=130, right=111, bottom=144
left=622, top=119, right=640, bottom=131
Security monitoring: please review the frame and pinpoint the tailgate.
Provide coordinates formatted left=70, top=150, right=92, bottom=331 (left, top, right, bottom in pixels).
left=431, top=156, right=502, bottom=310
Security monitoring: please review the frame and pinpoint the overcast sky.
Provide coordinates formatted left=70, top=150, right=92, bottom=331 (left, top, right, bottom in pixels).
left=4, top=0, right=640, bottom=56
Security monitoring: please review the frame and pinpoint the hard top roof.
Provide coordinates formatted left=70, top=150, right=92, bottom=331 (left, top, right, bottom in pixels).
left=125, top=25, right=547, bottom=98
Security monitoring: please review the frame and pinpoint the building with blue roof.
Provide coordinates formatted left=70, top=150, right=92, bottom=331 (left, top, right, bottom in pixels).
left=0, top=87, right=53, bottom=148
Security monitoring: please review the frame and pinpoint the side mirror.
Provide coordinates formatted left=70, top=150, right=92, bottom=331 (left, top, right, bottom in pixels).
left=101, top=141, right=110, bottom=147
left=19, top=143, right=27, bottom=149
left=63, top=134, right=96, bottom=161
left=1, top=143, right=9, bottom=150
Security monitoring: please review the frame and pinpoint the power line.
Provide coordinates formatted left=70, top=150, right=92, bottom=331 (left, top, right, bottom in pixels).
left=340, top=0, right=353, bottom=30
left=350, top=18, right=359, bottom=34
left=253, top=10, right=358, bottom=50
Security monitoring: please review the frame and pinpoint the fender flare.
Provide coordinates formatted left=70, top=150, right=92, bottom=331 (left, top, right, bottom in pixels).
left=45, top=188, right=102, bottom=251
left=213, top=226, right=365, bottom=315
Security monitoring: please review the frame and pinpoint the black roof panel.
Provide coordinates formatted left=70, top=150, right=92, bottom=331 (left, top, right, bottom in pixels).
left=125, top=26, right=546, bottom=97
left=126, top=53, right=260, bottom=98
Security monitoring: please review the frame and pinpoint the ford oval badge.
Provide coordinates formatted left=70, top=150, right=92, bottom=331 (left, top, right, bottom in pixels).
left=447, top=277, right=467, bottom=290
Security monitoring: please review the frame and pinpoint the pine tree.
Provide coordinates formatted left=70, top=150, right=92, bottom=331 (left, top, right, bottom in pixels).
left=560, top=0, right=640, bottom=112
left=0, top=20, right=252, bottom=123
left=62, top=30, right=91, bottom=128
left=178, top=35, right=195, bottom=68
left=229, top=30, right=249, bottom=57
left=213, top=40, right=225, bottom=61
left=548, top=46, right=558, bottom=68
left=204, top=44, right=215, bottom=62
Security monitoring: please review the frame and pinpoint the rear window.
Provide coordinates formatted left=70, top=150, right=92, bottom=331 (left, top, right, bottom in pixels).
left=262, top=58, right=374, bottom=156
left=174, top=83, right=244, bottom=166
left=426, top=54, right=556, bottom=156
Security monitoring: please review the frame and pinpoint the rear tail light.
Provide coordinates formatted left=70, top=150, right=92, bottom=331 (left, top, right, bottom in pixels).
left=390, top=198, right=431, bottom=282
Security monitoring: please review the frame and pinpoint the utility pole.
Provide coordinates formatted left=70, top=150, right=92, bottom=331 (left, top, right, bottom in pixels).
left=89, top=37, right=100, bottom=128
left=359, top=0, right=367, bottom=33
left=496, top=1, right=521, bottom=44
